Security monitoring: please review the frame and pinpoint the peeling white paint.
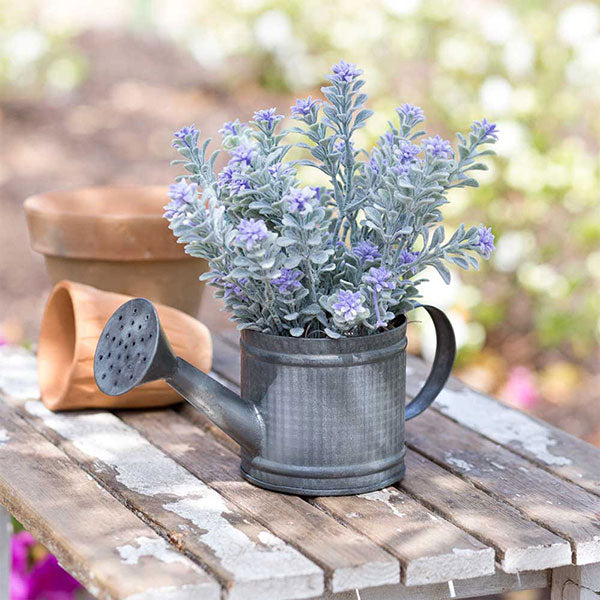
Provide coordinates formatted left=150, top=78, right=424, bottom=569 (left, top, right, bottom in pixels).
left=433, top=385, right=572, bottom=466
left=24, top=400, right=322, bottom=590
left=345, top=512, right=362, bottom=519
left=490, top=461, right=506, bottom=471
left=0, top=429, right=9, bottom=446
left=445, top=454, right=473, bottom=472
left=452, top=548, right=479, bottom=557
left=117, top=536, right=191, bottom=567
left=0, top=346, right=40, bottom=401
left=360, top=489, right=406, bottom=518
left=125, top=584, right=220, bottom=600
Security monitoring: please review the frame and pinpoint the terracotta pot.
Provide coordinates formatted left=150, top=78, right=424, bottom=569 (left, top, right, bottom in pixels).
left=24, top=186, right=207, bottom=316
left=38, top=280, right=212, bottom=411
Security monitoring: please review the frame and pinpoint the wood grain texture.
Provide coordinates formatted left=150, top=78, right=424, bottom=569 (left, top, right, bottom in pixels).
left=406, top=355, right=600, bottom=498
left=553, top=566, right=600, bottom=595
left=322, top=570, right=549, bottom=600
left=0, top=402, right=220, bottom=600
left=312, top=489, right=495, bottom=586
left=0, top=345, right=39, bottom=403
left=552, top=567, right=600, bottom=600
left=406, top=410, right=600, bottom=565
left=120, top=408, right=400, bottom=593
left=400, top=449, right=571, bottom=573
left=20, top=400, right=324, bottom=600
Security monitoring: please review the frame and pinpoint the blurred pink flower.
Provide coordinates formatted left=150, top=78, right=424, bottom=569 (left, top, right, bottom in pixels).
left=11, top=531, right=81, bottom=600
left=0, top=335, right=7, bottom=347
left=502, top=366, right=539, bottom=409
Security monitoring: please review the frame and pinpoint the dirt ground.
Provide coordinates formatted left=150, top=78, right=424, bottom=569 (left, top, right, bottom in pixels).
left=0, top=29, right=295, bottom=343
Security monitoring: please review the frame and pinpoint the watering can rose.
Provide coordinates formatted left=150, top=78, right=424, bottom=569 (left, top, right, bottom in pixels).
left=166, top=61, right=497, bottom=338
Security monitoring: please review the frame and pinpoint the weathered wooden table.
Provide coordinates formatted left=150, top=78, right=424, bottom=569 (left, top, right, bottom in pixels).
left=1, top=327, right=600, bottom=600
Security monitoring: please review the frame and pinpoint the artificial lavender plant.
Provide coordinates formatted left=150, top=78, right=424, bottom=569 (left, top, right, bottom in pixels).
left=165, top=61, right=497, bottom=338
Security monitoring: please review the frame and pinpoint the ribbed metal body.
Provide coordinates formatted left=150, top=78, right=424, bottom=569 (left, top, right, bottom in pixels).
left=240, top=320, right=409, bottom=495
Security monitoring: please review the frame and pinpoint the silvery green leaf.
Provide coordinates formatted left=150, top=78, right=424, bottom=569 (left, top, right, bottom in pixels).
left=431, top=226, right=445, bottom=247
left=284, top=312, right=300, bottom=321
left=290, top=327, right=304, bottom=337
left=324, top=328, right=342, bottom=339
left=431, top=260, right=451, bottom=284
left=311, top=251, right=331, bottom=265
left=284, top=255, right=303, bottom=269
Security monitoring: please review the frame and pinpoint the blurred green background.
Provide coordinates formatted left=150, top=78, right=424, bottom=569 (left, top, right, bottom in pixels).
left=1, top=2, right=599, bottom=595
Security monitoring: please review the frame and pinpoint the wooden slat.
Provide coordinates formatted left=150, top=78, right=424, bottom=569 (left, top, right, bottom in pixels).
left=406, top=410, right=600, bottom=565
left=120, top=408, right=400, bottom=593
left=400, top=449, right=571, bottom=573
left=406, top=355, right=600, bottom=497
left=0, top=345, right=39, bottom=402
left=21, top=399, right=324, bottom=600
left=312, top=488, right=495, bottom=586
left=0, top=401, right=220, bottom=600
left=323, top=569, right=549, bottom=600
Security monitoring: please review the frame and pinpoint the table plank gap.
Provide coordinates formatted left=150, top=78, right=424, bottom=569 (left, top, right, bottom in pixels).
left=0, top=401, right=220, bottom=600
left=398, top=449, right=572, bottom=573
left=309, top=490, right=495, bottom=587
left=405, top=355, right=600, bottom=498
left=18, top=399, right=324, bottom=600
left=406, top=409, right=600, bottom=565
left=120, top=408, right=400, bottom=593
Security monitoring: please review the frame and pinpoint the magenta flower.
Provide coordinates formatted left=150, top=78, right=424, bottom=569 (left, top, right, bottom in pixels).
left=11, top=532, right=81, bottom=600
left=502, top=366, right=539, bottom=409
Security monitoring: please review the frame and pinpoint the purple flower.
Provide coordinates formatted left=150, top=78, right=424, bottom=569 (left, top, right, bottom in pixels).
left=219, top=120, right=243, bottom=137
left=423, top=135, right=454, bottom=159
left=291, top=96, right=320, bottom=118
left=11, top=532, right=80, bottom=600
left=395, top=140, right=421, bottom=164
left=229, top=143, right=256, bottom=167
left=369, top=155, right=380, bottom=174
left=253, top=107, right=283, bottom=129
left=476, top=224, right=495, bottom=259
left=229, top=173, right=251, bottom=194
left=217, top=165, right=236, bottom=188
left=384, top=130, right=395, bottom=146
left=268, top=163, right=293, bottom=178
left=284, top=187, right=316, bottom=214
left=473, top=118, right=499, bottom=140
left=330, top=60, right=363, bottom=83
left=353, top=240, right=381, bottom=262
left=396, top=104, right=425, bottom=124
left=236, top=218, right=268, bottom=250
left=364, top=266, right=396, bottom=292
left=334, top=139, right=355, bottom=159
left=172, top=124, right=198, bottom=147
left=272, top=268, right=303, bottom=293
left=224, top=277, right=248, bottom=299
left=164, top=180, right=197, bottom=218
left=399, top=248, right=420, bottom=273
left=332, top=290, right=367, bottom=322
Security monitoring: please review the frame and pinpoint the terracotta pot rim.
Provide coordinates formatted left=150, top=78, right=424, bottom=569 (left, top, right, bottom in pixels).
left=24, top=185, right=192, bottom=261
left=38, top=281, right=80, bottom=409
left=24, top=185, right=169, bottom=221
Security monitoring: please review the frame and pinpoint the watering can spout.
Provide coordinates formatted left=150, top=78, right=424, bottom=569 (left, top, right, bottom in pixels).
left=93, top=298, right=264, bottom=454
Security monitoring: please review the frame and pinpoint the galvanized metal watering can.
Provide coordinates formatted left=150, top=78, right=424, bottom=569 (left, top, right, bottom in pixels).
left=94, top=298, right=455, bottom=496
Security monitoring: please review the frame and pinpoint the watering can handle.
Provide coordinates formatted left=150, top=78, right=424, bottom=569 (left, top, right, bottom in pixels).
left=405, top=305, right=456, bottom=421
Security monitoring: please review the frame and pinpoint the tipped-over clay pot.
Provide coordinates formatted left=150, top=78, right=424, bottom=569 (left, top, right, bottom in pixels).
left=24, top=186, right=208, bottom=316
left=38, top=280, right=212, bottom=411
